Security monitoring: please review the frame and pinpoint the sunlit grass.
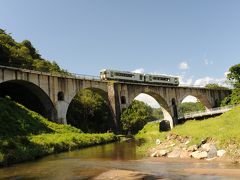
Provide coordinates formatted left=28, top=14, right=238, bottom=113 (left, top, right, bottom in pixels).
left=0, top=97, right=117, bottom=166
left=136, top=105, right=240, bottom=158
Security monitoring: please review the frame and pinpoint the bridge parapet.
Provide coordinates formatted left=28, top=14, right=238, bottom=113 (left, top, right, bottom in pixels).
left=182, top=105, right=237, bottom=119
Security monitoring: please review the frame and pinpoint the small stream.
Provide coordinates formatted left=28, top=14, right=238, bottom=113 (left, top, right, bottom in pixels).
left=0, top=140, right=239, bottom=179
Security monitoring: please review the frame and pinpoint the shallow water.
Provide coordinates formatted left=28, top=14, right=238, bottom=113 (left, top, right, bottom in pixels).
left=0, top=140, right=239, bottom=179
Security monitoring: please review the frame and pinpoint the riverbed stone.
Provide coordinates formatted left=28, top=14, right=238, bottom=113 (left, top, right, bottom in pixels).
left=168, top=148, right=181, bottom=158
left=201, top=143, right=212, bottom=151
left=187, top=145, right=198, bottom=152
left=190, top=151, right=208, bottom=159
left=217, top=150, right=226, bottom=157
left=180, top=150, right=190, bottom=158
left=207, top=145, right=217, bottom=158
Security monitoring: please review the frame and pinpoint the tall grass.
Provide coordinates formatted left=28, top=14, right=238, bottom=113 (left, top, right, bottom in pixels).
left=0, top=97, right=117, bottom=166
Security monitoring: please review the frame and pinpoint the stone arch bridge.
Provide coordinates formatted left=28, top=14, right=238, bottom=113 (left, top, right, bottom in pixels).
left=0, top=65, right=231, bottom=130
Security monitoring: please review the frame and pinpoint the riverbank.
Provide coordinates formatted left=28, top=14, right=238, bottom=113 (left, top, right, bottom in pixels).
left=136, top=105, right=240, bottom=162
left=0, top=97, right=117, bottom=166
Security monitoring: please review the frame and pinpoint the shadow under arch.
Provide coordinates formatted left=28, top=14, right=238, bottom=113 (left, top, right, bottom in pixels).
left=66, top=87, right=115, bottom=133
left=0, top=80, right=56, bottom=121
left=133, top=92, right=174, bottom=129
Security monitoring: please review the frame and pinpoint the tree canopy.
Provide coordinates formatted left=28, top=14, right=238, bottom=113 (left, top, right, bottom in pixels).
left=66, top=89, right=114, bottom=133
left=205, top=83, right=229, bottom=90
left=227, top=63, right=240, bottom=88
left=121, top=100, right=154, bottom=134
left=178, top=101, right=205, bottom=117
left=221, top=63, right=240, bottom=105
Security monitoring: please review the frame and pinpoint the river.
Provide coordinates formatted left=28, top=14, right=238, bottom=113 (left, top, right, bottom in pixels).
left=0, top=140, right=240, bottom=179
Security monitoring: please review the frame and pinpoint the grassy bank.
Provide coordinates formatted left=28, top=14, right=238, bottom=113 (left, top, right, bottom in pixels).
left=136, top=105, right=240, bottom=158
left=0, top=97, right=117, bottom=166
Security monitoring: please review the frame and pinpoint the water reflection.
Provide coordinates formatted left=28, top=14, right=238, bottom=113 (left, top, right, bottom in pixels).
left=0, top=140, right=239, bottom=179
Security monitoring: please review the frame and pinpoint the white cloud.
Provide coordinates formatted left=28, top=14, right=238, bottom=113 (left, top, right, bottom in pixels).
left=204, top=59, right=213, bottom=66
left=132, top=68, right=144, bottom=74
left=135, top=93, right=160, bottom=108
left=179, top=72, right=229, bottom=88
left=182, top=95, right=198, bottom=103
left=179, top=62, right=189, bottom=70
left=178, top=75, right=193, bottom=86
left=194, top=76, right=227, bottom=87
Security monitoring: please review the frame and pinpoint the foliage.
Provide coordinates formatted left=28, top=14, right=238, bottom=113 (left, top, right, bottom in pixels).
left=136, top=105, right=240, bottom=158
left=221, top=88, right=240, bottom=106
left=67, top=89, right=114, bottom=133
left=0, top=97, right=116, bottom=166
left=205, top=83, right=229, bottom=90
left=121, top=100, right=154, bottom=134
left=221, top=63, right=240, bottom=106
left=0, top=29, right=68, bottom=75
left=178, top=102, right=205, bottom=117
left=227, top=63, right=240, bottom=88
left=152, top=108, right=164, bottom=120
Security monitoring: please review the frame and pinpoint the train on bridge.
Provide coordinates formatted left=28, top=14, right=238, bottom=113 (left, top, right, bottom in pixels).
left=100, top=69, right=179, bottom=86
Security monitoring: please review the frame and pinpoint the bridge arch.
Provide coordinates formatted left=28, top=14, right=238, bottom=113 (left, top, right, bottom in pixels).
left=130, top=91, right=174, bottom=128
left=0, top=80, right=56, bottom=121
left=66, top=87, right=115, bottom=133
left=179, top=93, right=212, bottom=109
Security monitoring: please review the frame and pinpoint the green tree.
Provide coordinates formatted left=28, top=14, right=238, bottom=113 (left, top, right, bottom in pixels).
left=205, top=83, right=229, bottom=90
left=121, top=100, right=153, bottom=134
left=67, top=89, right=114, bottom=133
left=152, top=108, right=164, bottom=120
left=221, top=63, right=240, bottom=105
left=178, top=101, right=205, bottom=117
left=0, top=28, right=68, bottom=75
left=227, top=63, right=240, bottom=88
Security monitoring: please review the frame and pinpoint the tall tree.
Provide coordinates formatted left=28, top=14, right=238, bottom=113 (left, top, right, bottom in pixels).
left=227, top=63, right=240, bottom=88
left=121, top=100, right=153, bottom=134
left=67, top=89, right=114, bottom=133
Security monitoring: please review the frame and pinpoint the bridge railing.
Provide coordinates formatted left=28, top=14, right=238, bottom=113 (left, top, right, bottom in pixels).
left=179, top=84, right=231, bottom=90
left=0, top=65, right=101, bottom=81
left=182, top=104, right=237, bottom=119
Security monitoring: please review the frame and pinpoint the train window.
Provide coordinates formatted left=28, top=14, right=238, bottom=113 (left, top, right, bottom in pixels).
left=115, top=72, right=133, bottom=77
left=110, top=72, right=114, bottom=77
left=121, top=96, right=126, bottom=104
left=140, top=75, right=143, bottom=80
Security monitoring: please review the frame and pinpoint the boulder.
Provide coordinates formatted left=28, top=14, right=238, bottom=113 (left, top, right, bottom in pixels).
left=180, top=150, right=190, bottom=158
left=168, top=149, right=182, bottom=158
left=217, top=150, right=226, bottom=157
left=207, top=145, right=217, bottom=158
left=151, top=151, right=158, bottom=157
left=157, top=150, right=168, bottom=157
left=201, top=143, right=212, bottom=151
left=159, top=120, right=171, bottom=132
left=151, top=150, right=168, bottom=157
left=190, top=151, right=208, bottom=159
left=187, top=145, right=198, bottom=152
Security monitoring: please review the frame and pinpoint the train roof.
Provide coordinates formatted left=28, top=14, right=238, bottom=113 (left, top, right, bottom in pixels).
left=100, top=69, right=141, bottom=74
left=100, top=69, right=179, bottom=78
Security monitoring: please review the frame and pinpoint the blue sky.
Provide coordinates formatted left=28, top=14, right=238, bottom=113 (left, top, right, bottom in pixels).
left=1, top=0, right=240, bottom=87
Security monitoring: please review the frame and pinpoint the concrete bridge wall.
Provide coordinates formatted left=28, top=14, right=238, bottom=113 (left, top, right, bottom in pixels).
left=0, top=66, right=231, bottom=130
